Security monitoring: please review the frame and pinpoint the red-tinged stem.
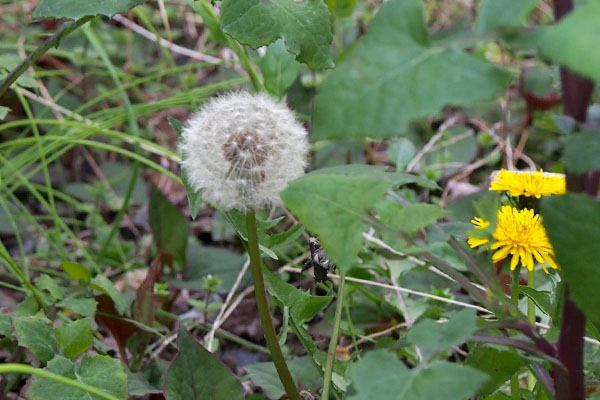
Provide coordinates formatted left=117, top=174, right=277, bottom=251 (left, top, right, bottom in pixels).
left=552, top=1, right=595, bottom=399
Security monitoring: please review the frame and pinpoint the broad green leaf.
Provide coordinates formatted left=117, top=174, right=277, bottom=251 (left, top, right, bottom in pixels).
left=90, top=275, right=130, bottom=316
left=563, top=131, right=600, bottom=174
left=35, top=274, right=65, bottom=300
left=325, top=0, right=357, bottom=18
left=165, top=325, right=244, bottom=400
left=245, top=357, right=322, bottom=399
left=169, top=117, right=203, bottom=220
left=539, top=1, right=600, bottom=83
left=177, top=239, right=249, bottom=294
left=541, top=193, right=600, bottom=321
left=0, top=314, right=12, bottom=338
left=12, top=315, right=58, bottom=362
left=281, top=169, right=390, bottom=272
left=33, top=0, right=143, bottom=19
left=475, top=0, right=540, bottom=32
left=466, top=345, right=526, bottom=396
left=59, top=298, right=97, bottom=318
left=519, top=286, right=553, bottom=316
left=347, top=350, right=488, bottom=400
left=406, top=309, right=477, bottom=358
left=60, top=262, right=91, bottom=283
left=27, top=355, right=127, bottom=400
left=55, top=318, right=93, bottom=358
left=261, top=39, right=302, bottom=99
left=149, top=185, right=189, bottom=267
left=313, top=0, right=512, bottom=139
left=381, top=203, right=446, bottom=235
left=387, top=138, right=416, bottom=171
left=0, top=106, right=10, bottom=120
left=264, top=223, right=305, bottom=249
left=264, top=267, right=332, bottom=324
left=220, top=0, right=334, bottom=69
left=127, top=358, right=167, bottom=396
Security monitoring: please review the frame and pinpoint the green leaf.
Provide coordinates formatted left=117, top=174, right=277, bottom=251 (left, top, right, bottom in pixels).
left=27, top=355, right=127, bottom=400
left=12, top=315, right=58, bottom=362
left=382, top=203, right=446, bottom=235
left=466, top=345, right=526, bottom=396
left=35, top=274, right=65, bottom=300
left=261, top=39, right=302, bottom=99
left=475, top=0, right=540, bottom=32
left=176, top=239, right=249, bottom=294
left=347, top=350, right=488, bottom=400
left=33, top=0, right=144, bottom=19
left=55, top=318, right=93, bottom=358
left=563, top=131, right=600, bottom=174
left=539, top=0, right=600, bottom=82
left=220, top=0, right=334, bottom=69
left=281, top=169, right=390, bottom=272
left=0, top=54, right=39, bottom=89
left=541, top=193, right=600, bottom=321
left=0, top=314, right=12, bottom=338
left=264, top=267, right=332, bottom=324
left=387, top=138, right=416, bottom=171
left=245, top=357, right=322, bottom=399
left=406, top=309, right=477, bottom=358
left=149, top=185, right=189, bottom=267
left=325, top=0, right=357, bottom=18
left=313, top=0, right=512, bottom=139
left=0, top=106, right=10, bottom=120
left=518, top=286, right=553, bottom=316
left=90, top=275, right=130, bottom=316
left=60, top=262, right=91, bottom=283
left=58, top=298, right=97, bottom=319
left=165, top=325, right=244, bottom=400
left=264, top=223, right=305, bottom=249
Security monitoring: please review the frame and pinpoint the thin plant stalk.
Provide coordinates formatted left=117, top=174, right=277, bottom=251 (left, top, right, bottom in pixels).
left=322, top=272, right=346, bottom=400
left=527, top=269, right=537, bottom=391
left=246, top=210, right=300, bottom=400
left=510, top=268, right=521, bottom=400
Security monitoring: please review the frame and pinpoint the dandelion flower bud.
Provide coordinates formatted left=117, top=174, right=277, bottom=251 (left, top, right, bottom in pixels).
left=179, top=92, right=308, bottom=211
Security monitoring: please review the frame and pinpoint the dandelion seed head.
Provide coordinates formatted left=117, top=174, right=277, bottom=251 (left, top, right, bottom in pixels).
left=179, top=91, right=308, bottom=211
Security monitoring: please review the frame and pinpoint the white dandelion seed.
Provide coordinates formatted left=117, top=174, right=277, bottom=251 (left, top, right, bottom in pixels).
left=179, top=91, right=309, bottom=211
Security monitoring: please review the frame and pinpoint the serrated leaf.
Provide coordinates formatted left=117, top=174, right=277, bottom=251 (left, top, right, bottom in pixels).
left=261, top=39, right=302, bottom=98
left=165, top=325, right=244, bottom=400
left=35, top=274, right=65, bottom=300
left=27, top=355, right=127, bottom=400
left=281, top=169, right=390, bottom=272
left=33, top=0, right=144, bottom=19
left=149, top=185, right=189, bottom=267
left=60, top=262, right=91, bottom=283
left=12, top=315, right=58, bottom=362
left=55, top=318, right=93, bottom=358
left=264, top=267, right=331, bottom=324
left=407, top=309, right=477, bottom=358
left=466, top=345, right=526, bottom=396
left=220, top=0, right=334, bottom=69
left=348, top=350, right=488, bottom=400
left=541, top=193, right=600, bottom=321
left=313, top=0, right=512, bottom=139
left=90, top=275, right=129, bottom=316
left=475, top=0, right=540, bottom=32
left=563, top=131, right=600, bottom=174
left=538, top=1, right=600, bottom=83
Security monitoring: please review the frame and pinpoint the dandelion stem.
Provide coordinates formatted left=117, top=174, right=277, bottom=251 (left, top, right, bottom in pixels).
left=511, top=268, right=521, bottom=400
left=527, top=269, right=536, bottom=391
left=322, top=272, right=346, bottom=400
left=246, top=210, right=300, bottom=400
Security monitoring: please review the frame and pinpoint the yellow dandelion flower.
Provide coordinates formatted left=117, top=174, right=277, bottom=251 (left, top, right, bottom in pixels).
left=467, top=217, right=490, bottom=248
left=490, top=205, right=559, bottom=272
left=489, top=169, right=566, bottom=199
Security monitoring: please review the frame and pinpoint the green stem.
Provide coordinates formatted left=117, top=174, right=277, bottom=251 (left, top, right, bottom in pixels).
left=511, top=268, right=521, bottom=400
left=322, top=272, right=346, bottom=400
left=0, top=241, right=46, bottom=311
left=528, top=268, right=536, bottom=391
left=0, top=364, right=119, bottom=400
left=246, top=210, right=300, bottom=400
